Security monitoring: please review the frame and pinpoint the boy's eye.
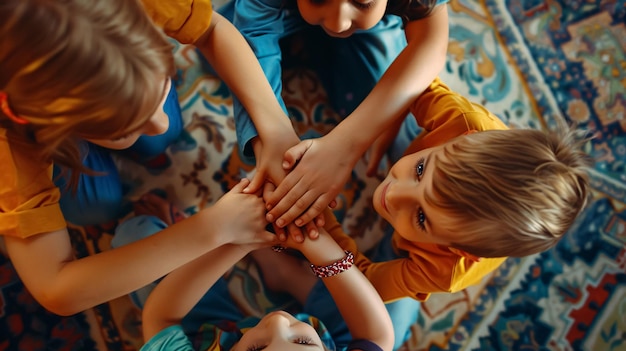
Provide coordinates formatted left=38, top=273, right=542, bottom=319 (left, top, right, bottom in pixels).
left=417, top=208, right=426, bottom=231
left=415, top=157, right=425, bottom=178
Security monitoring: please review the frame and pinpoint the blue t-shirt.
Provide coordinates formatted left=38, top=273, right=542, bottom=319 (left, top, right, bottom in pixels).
left=217, top=0, right=449, bottom=164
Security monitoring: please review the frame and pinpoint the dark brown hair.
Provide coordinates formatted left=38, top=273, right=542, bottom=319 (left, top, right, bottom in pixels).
left=386, top=0, right=439, bottom=25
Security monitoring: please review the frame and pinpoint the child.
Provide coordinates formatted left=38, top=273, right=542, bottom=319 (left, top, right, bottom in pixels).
left=215, top=0, right=450, bottom=239
left=294, top=77, right=590, bottom=305
left=0, top=0, right=286, bottom=316
left=137, top=205, right=394, bottom=351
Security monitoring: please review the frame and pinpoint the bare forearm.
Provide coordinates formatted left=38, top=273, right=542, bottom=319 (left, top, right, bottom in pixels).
left=142, top=245, right=248, bottom=340
left=5, top=211, right=223, bottom=316
left=300, top=235, right=394, bottom=348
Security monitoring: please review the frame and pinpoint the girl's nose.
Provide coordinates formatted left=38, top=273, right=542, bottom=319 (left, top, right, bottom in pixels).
left=323, top=5, right=351, bottom=34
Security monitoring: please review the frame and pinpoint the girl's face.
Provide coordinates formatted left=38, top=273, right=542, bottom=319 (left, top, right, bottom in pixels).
left=234, top=311, right=325, bottom=351
left=297, top=0, right=388, bottom=37
left=87, top=79, right=171, bottom=150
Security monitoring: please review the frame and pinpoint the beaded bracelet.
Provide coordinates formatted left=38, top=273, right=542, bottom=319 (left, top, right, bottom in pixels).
left=310, top=251, right=354, bottom=278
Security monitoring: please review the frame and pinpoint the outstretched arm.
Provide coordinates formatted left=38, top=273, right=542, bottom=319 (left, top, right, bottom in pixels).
left=5, top=179, right=275, bottom=316
left=286, top=228, right=394, bottom=349
left=265, top=5, right=449, bottom=229
left=141, top=243, right=261, bottom=340
left=194, top=12, right=299, bottom=192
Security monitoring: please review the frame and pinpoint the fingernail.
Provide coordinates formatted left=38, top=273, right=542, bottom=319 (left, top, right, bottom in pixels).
left=295, top=219, right=303, bottom=227
left=243, top=187, right=249, bottom=193
left=282, top=161, right=289, bottom=168
left=276, top=219, right=284, bottom=227
left=266, top=214, right=274, bottom=222
left=296, top=235, right=303, bottom=242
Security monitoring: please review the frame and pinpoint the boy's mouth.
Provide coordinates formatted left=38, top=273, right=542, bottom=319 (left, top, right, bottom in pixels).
left=380, top=182, right=390, bottom=213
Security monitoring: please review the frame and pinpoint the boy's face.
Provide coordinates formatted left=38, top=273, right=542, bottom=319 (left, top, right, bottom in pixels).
left=87, top=79, right=171, bottom=150
left=373, top=143, right=454, bottom=245
left=297, top=0, right=387, bottom=38
left=234, top=311, right=325, bottom=351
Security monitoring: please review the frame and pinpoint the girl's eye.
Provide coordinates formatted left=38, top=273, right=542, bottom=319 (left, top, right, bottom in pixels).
left=415, top=157, right=425, bottom=178
left=417, top=208, right=426, bottom=231
left=351, top=0, right=374, bottom=9
left=246, top=345, right=264, bottom=351
left=294, top=336, right=314, bottom=345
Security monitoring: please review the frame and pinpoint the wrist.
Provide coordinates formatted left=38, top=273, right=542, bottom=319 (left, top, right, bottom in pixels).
left=310, top=251, right=354, bottom=278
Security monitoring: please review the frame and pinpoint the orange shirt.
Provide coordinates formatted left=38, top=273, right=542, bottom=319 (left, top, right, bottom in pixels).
left=327, top=78, right=508, bottom=302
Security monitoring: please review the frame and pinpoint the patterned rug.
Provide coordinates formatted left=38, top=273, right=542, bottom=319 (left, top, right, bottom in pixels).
left=1, top=0, right=624, bottom=350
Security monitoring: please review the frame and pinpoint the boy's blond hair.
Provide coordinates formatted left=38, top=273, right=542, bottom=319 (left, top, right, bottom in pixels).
left=426, top=127, right=590, bottom=258
left=0, top=0, right=174, bottom=186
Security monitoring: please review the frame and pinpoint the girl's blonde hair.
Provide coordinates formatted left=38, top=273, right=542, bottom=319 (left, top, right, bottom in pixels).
left=426, top=127, right=591, bottom=258
left=0, top=0, right=174, bottom=184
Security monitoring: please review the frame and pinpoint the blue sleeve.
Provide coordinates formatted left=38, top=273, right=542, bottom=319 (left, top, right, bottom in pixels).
left=140, top=325, right=194, bottom=351
left=220, top=0, right=302, bottom=164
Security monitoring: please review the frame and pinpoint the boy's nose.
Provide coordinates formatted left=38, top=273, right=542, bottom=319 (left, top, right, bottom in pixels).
left=142, top=111, right=169, bottom=136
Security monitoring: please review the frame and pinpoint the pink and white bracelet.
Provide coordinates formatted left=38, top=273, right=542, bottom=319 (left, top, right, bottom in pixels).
left=310, top=251, right=354, bottom=278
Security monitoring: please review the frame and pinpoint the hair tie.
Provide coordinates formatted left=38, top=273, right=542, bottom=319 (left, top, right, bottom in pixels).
left=0, top=91, right=29, bottom=125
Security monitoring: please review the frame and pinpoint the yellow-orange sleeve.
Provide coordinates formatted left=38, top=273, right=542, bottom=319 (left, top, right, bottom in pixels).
left=141, top=0, right=214, bottom=44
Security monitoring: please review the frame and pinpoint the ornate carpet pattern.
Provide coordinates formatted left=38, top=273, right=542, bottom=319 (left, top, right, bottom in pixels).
left=0, top=0, right=624, bottom=350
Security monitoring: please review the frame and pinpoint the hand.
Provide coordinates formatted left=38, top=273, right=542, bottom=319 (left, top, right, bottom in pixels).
left=263, top=182, right=319, bottom=243
left=244, top=126, right=300, bottom=195
left=265, top=134, right=357, bottom=229
left=211, top=179, right=277, bottom=246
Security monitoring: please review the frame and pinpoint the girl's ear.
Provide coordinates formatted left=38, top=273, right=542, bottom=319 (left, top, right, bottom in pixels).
left=448, top=247, right=482, bottom=262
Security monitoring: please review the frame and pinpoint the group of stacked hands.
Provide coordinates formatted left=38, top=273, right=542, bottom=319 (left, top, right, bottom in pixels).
left=0, top=0, right=591, bottom=350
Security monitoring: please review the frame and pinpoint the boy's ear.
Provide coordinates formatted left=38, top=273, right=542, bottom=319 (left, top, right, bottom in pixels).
left=449, top=247, right=482, bottom=262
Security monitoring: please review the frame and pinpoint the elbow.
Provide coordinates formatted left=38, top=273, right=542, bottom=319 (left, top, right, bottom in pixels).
left=34, top=290, right=88, bottom=316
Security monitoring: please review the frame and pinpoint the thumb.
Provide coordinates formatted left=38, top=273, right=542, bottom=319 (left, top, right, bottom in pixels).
left=244, top=169, right=265, bottom=194
left=231, top=178, right=250, bottom=193
left=259, top=230, right=280, bottom=244
left=283, top=140, right=311, bottom=170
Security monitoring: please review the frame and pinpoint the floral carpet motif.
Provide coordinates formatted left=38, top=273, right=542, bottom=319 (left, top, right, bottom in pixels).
left=0, top=0, right=624, bottom=350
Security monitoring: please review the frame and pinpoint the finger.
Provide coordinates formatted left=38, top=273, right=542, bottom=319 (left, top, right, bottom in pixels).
left=258, top=230, right=280, bottom=244
left=262, top=182, right=277, bottom=203
left=293, top=194, right=335, bottom=228
left=265, top=176, right=306, bottom=222
left=273, top=189, right=322, bottom=228
left=328, top=199, right=337, bottom=209
left=304, top=221, right=319, bottom=240
left=274, top=223, right=287, bottom=242
left=231, top=178, right=250, bottom=193
left=282, top=140, right=312, bottom=170
left=245, top=169, right=266, bottom=194
left=286, top=222, right=304, bottom=243
left=313, top=212, right=326, bottom=228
